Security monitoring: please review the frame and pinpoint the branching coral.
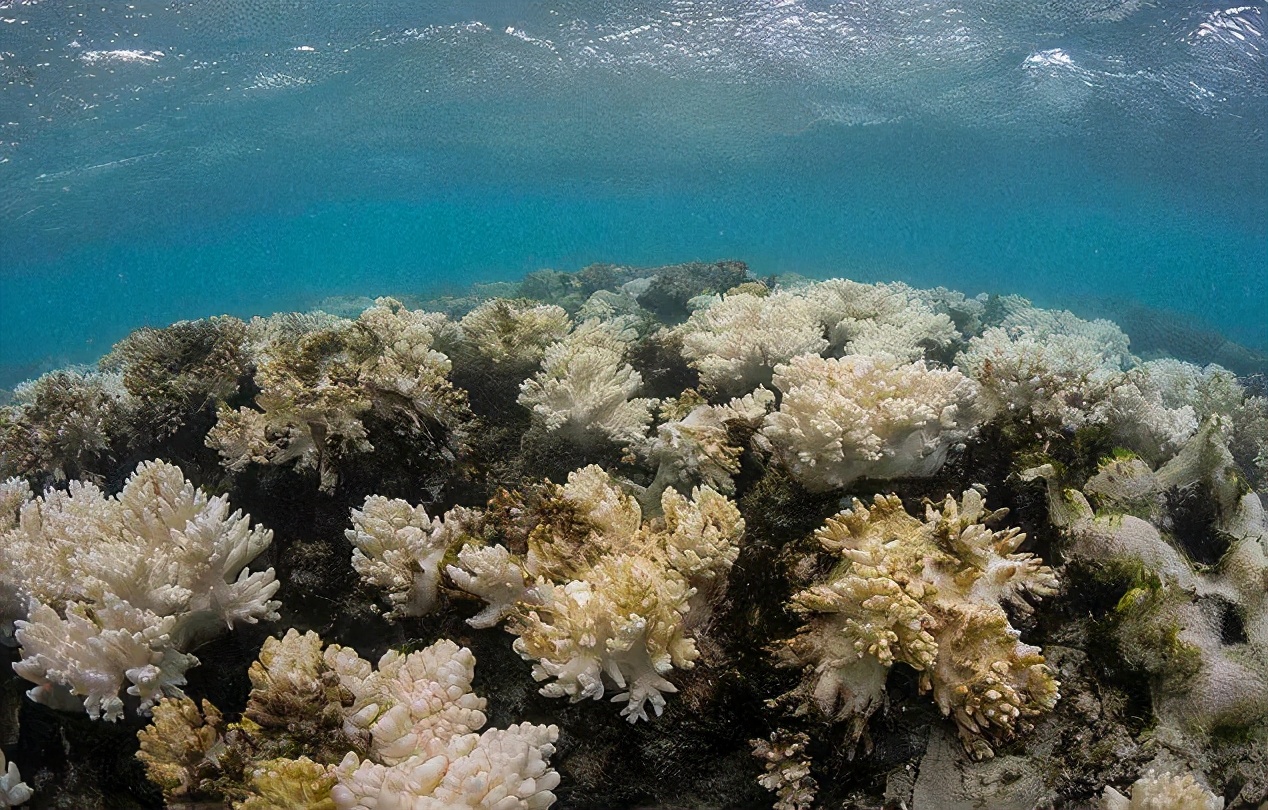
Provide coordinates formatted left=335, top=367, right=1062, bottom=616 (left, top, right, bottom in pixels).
left=0, top=369, right=128, bottom=484
left=676, top=290, right=828, bottom=395
left=773, top=491, right=1059, bottom=758
left=751, top=731, right=817, bottom=810
left=518, top=318, right=656, bottom=448
left=103, top=315, right=250, bottom=437
left=1101, top=769, right=1224, bottom=810
left=208, top=298, right=469, bottom=491
left=0, top=750, right=32, bottom=809
left=806, top=279, right=958, bottom=361
left=2, top=460, right=279, bottom=720
left=956, top=306, right=1133, bottom=430
left=345, top=496, right=474, bottom=618
left=446, top=465, right=744, bottom=721
left=457, top=298, right=572, bottom=368
left=761, top=354, right=986, bottom=492
left=136, top=630, right=560, bottom=810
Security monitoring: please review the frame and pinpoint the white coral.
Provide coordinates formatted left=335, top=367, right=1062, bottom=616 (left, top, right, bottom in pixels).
left=762, top=354, right=985, bottom=492
left=0, top=749, right=32, bottom=809
left=677, top=290, right=828, bottom=395
left=957, top=307, right=1133, bottom=429
left=1101, top=769, right=1224, bottom=810
left=518, top=318, right=655, bottom=448
left=2, top=460, right=279, bottom=720
left=320, top=637, right=560, bottom=810
left=346, top=497, right=472, bottom=618
left=806, top=279, right=958, bottom=361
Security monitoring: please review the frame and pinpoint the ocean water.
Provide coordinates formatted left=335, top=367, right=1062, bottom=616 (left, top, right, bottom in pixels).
left=0, top=1, right=1264, bottom=387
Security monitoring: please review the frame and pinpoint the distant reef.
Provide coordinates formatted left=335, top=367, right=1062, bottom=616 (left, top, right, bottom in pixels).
left=1, top=261, right=1264, bottom=810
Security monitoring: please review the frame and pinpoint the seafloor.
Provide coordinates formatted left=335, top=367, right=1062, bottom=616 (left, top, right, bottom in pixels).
left=0, top=260, right=1265, bottom=810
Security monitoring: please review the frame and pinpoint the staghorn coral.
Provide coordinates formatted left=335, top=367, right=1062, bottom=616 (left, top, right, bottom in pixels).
left=446, top=464, right=744, bottom=721
left=806, top=278, right=958, bottom=361
left=138, top=631, right=559, bottom=809
left=0, top=750, right=32, bottom=809
left=773, top=490, right=1059, bottom=758
left=0, top=368, right=128, bottom=484
left=676, top=289, right=828, bottom=396
left=518, top=318, right=656, bottom=449
left=761, top=354, right=986, bottom=492
left=1101, top=769, right=1224, bottom=810
left=209, top=298, right=468, bottom=491
left=2, top=459, right=279, bottom=720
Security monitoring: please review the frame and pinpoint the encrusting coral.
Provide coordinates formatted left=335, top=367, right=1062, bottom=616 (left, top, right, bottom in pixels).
left=760, top=353, right=986, bottom=492
left=1, top=459, right=279, bottom=720
left=135, top=629, right=561, bottom=810
left=773, top=490, right=1060, bottom=759
left=208, top=298, right=469, bottom=492
left=444, top=464, right=744, bottom=721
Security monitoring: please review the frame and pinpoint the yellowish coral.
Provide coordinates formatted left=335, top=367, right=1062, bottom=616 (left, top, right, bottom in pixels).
left=447, top=464, right=744, bottom=721
left=239, top=757, right=337, bottom=810
left=775, top=491, right=1059, bottom=757
left=1102, top=769, right=1224, bottom=810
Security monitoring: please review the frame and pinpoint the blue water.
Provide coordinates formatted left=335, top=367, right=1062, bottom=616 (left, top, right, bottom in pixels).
left=1, top=1, right=1265, bottom=386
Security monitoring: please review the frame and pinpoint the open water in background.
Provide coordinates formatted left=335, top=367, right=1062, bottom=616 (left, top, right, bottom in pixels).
left=0, top=1, right=1264, bottom=387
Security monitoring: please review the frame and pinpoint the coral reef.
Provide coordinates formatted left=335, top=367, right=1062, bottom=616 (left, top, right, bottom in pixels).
left=446, top=465, right=743, bottom=721
left=2, top=262, right=1265, bottom=809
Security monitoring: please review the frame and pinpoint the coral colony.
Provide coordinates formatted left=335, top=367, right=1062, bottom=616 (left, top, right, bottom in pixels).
left=1, top=262, right=1264, bottom=809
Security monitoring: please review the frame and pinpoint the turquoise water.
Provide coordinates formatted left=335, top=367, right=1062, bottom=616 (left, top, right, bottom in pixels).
left=1, top=1, right=1264, bottom=386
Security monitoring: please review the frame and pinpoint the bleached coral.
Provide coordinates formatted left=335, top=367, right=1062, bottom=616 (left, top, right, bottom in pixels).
left=1023, top=424, right=1268, bottom=738
left=761, top=354, right=985, bottom=492
left=751, top=731, right=817, bottom=810
left=346, top=496, right=473, bottom=618
left=518, top=318, right=655, bottom=448
left=209, top=298, right=468, bottom=491
left=774, top=491, right=1059, bottom=757
left=806, top=279, right=958, bottom=361
left=457, top=298, right=572, bottom=367
left=676, top=290, right=828, bottom=395
left=0, top=368, right=129, bottom=483
left=447, top=465, right=744, bottom=721
left=1101, top=769, right=1224, bottom=810
left=1103, top=360, right=1246, bottom=464
left=634, top=387, right=774, bottom=511
left=2, top=460, right=279, bottom=720
left=137, top=631, right=560, bottom=810
left=0, top=750, right=32, bottom=809
left=956, top=306, right=1134, bottom=429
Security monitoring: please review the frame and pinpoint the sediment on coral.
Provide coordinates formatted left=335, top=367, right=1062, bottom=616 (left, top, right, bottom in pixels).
left=3, top=261, right=1266, bottom=809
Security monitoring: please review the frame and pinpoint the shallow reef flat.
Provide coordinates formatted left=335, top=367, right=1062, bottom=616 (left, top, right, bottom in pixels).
left=0, top=260, right=1265, bottom=810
